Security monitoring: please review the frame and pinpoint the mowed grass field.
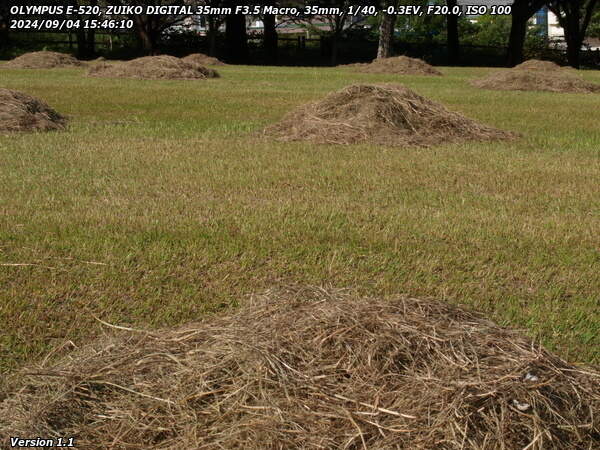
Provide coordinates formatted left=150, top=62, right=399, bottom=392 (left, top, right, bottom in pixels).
left=1, top=63, right=599, bottom=380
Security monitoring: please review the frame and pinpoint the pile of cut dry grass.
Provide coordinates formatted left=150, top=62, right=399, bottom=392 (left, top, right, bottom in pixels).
left=87, top=55, right=219, bottom=80
left=182, top=52, right=225, bottom=66
left=513, top=59, right=567, bottom=72
left=2, top=286, right=598, bottom=449
left=3, top=51, right=83, bottom=69
left=0, top=88, right=67, bottom=133
left=265, top=84, right=514, bottom=147
left=471, top=60, right=599, bottom=93
left=351, top=56, right=442, bottom=76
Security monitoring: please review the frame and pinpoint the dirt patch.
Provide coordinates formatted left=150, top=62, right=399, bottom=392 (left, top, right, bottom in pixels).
left=0, top=88, right=67, bottom=132
left=87, top=55, right=220, bottom=80
left=264, top=84, right=514, bottom=147
left=2, top=286, right=597, bottom=449
left=351, top=56, right=443, bottom=76
left=471, top=63, right=599, bottom=93
left=182, top=52, right=226, bottom=66
left=3, top=51, right=83, bottom=69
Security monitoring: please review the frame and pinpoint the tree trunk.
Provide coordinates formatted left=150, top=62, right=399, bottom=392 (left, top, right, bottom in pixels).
left=86, top=29, right=96, bottom=57
left=331, top=33, right=340, bottom=65
left=566, top=4, right=582, bottom=68
left=446, top=0, right=459, bottom=64
left=86, top=0, right=97, bottom=57
left=507, top=9, right=528, bottom=66
left=507, top=0, right=548, bottom=66
left=0, top=27, right=8, bottom=47
left=563, top=15, right=583, bottom=69
left=565, top=36, right=582, bottom=67
left=134, top=15, right=156, bottom=55
left=137, top=28, right=154, bottom=54
left=0, top=8, right=9, bottom=46
left=225, top=14, right=248, bottom=63
left=207, top=17, right=219, bottom=57
left=70, top=0, right=89, bottom=59
left=76, top=28, right=89, bottom=59
left=377, top=13, right=396, bottom=59
left=263, top=13, right=278, bottom=63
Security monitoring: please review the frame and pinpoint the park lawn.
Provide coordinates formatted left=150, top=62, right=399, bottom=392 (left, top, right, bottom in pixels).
left=0, top=64, right=599, bottom=381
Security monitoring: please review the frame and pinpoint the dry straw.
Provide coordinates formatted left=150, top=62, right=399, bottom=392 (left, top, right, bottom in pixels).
left=0, top=88, right=67, bottom=132
left=87, top=55, right=220, bottom=80
left=1, top=286, right=598, bottom=449
left=471, top=59, right=600, bottom=93
left=351, top=56, right=443, bottom=76
left=513, top=59, right=570, bottom=72
left=182, top=53, right=226, bottom=66
left=264, top=84, right=515, bottom=147
left=3, top=51, right=84, bottom=69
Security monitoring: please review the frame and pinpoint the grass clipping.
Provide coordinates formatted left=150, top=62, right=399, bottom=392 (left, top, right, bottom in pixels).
left=3, top=51, right=83, bottom=69
left=513, top=59, right=569, bottom=72
left=352, top=56, right=443, bottom=76
left=182, top=52, right=226, bottom=66
left=88, top=55, right=219, bottom=80
left=265, top=84, right=514, bottom=147
left=471, top=59, right=600, bottom=93
left=1, top=286, right=599, bottom=449
left=0, top=88, right=67, bottom=132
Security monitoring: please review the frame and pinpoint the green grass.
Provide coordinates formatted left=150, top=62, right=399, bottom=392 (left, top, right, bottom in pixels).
left=1, top=64, right=599, bottom=378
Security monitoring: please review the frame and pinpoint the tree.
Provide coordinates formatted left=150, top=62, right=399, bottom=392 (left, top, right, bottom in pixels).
left=0, top=4, right=9, bottom=45
left=548, top=0, right=599, bottom=68
left=589, top=6, right=600, bottom=38
left=464, top=15, right=511, bottom=46
left=300, top=0, right=372, bottom=65
left=262, top=12, right=278, bottom=63
left=446, top=0, right=459, bottom=64
left=507, top=0, right=547, bottom=66
left=70, top=0, right=99, bottom=59
left=323, top=7, right=353, bottom=65
left=105, top=0, right=195, bottom=54
left=377, top=0, right=398, bottom=59
left=198, top=0, right=227, bottom=57
left=205, top=14, right=225, bottom=57
left=260, top=0, right=279, bottom=63
left=224, top=12, right=248, bottom=62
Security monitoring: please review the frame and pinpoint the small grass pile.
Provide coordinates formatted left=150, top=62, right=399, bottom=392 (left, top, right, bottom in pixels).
left=351, top=56, right=443, bottom=76
left=265, top=84, right=514, bottom=147
left=1, top=286, right=598, bottom=449
left=0, top=88, right=67, bottom=133
left=87, top=55, right=219, bottom=80
left=3, top=51, right=83, bottom=69
left=472, top=60, right=599, bottom=93
left=182, top=52, right=225, bottom=66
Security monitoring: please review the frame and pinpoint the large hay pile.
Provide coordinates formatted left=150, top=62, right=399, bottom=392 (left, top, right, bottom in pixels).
left=3, top=51, right=83, bottom=69
left=472, top=61, right=599, bottom=93
left=352, top=56, right=443, bottom=76
left=87, top=55, right=219, bottom=80
left=182, top=52, right=225, bottom=66
left=2, top=287, right=598, bottom=449
left=265, top=84, right=514, bottom=147
left=0, top=88, right=67, bottom=132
